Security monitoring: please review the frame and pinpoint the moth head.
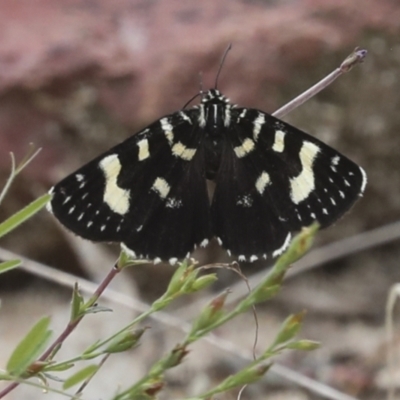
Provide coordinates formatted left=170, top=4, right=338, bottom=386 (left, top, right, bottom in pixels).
left=202, top=89, right=230, bottom=105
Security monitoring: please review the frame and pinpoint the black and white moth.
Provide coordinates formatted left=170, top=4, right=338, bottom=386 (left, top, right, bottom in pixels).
left=48, top=88, right=367, bottom=264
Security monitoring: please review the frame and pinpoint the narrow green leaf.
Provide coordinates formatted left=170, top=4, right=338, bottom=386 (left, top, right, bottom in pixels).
left=70, top=283, right=84, bottom=322
left=0, top=193, right=52, bottom=239
left=6, top=316, right=52, bottom=376
left=44, top=362, right=75, bottom=372
left=286, top=340, right=320, bottom=351
left=0, top=259, right=21, bottom=274
left=62, top=364, right=98, bottom=390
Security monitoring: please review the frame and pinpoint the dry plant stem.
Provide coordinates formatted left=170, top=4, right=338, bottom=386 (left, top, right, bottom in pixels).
left=0, top=264, right=120, bottom=399
left=272, top=48, right=367, bottom=119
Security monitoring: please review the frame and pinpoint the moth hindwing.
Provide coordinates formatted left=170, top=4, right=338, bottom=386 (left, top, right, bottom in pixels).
left=48, top=88, right=367, bottom=264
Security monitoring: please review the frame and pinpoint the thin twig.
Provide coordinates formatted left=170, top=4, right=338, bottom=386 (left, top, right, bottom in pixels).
left=272, top=48, right=367, bottom=118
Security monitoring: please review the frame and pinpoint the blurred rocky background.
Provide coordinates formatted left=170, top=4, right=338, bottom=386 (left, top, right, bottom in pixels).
left=0, top=0, right=400, bottom=399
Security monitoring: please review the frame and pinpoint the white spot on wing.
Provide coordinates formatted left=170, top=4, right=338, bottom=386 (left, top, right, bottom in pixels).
left=253, top=113, right=265, bottom=141
left=152, top=177, right=170, bottom=199
left=238, top=255, right=246, bottom=262
left=68, top=206, right=75, bottom=214
left=331, top=155, right=340, bottom=166
left=234, top=138, right=255, bottom=158
left=76, top=174, right=84, bottom=182
left=171, top=142, right=196, bottom=161
left=179, top=112, right=192, bottom=124
left=237, top=194, right=253, bottom=207
left=272, top=232, right=291, bottom=258
left=250, top=255, right=258, bottom=262
left=272, top=130, right=286, bottom=152
left=99, top=154, right=131, bottom=215
left=290, top=141, right=320, bottom=204
left=160, top=118, right=174, bottom=144
left=323, top=208, right=328, bottom=215
left=169, top=257, right=178, bottom=265
left=360, top=167, right=367, bottom=194
left=200, top=239, right=209, bottom=248
left=46, top=189, right=54, bottom=213
left=166, top=197, right=183, bottom=209
left=154, top=257, right=162, bottom=264
left=87, top=221, right=93, bottom=227
left=256, top=171, right=271, bottom=194
left=137, top=138, right=150, bottom=161
left=63, top=196, right=72, bottom=205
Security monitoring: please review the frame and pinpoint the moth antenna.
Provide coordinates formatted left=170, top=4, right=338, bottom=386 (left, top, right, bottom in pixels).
left=215, top=43, right=232, bottom=89
left=181, top=72, right=204, bottom=109
left=182, top=92, right=202, bottom=109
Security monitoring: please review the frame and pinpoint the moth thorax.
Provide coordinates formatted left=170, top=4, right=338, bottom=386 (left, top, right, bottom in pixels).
left=204, top=103, right=230, bottom=134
